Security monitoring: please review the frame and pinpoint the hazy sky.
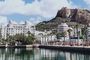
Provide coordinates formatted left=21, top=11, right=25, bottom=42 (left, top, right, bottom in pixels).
left=0, top=0, right=90, bottom=24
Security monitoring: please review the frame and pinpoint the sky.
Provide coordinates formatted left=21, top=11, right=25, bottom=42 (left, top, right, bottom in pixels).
left=0, top=0, right=90, bottom=25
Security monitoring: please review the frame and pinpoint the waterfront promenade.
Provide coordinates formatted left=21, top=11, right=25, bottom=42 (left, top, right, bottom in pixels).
left=1, top=41, right=90, bottom=53
left=0, top=45, right=33, bottom=48
left=39, top=44, right=90, bottom=53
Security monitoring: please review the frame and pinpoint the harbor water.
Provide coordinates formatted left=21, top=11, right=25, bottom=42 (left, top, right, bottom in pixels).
left=0, top=48, right=90, bottom=60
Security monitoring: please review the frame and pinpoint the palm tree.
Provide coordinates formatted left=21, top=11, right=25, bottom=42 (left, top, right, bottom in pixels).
left=67, top=28, right=73, bottom=45
left=81, top=27, right=87, bottom=46
left=85, top=25, right=88, bottom=41
left=62, top=31, right=67, bottom=45
left=84, top=25, right=89, bottom=46
left=6, top=33, right=10, bottom=44
left=72, top=26, right=76, bottom=37
left=50, top=32, right=53, bottom=42
left=27, top=31, right=31, bottom=36
left=0, top=29, right=2, bottom=43
left=38, top=33, right=43, bottom=44
left=44, top=30, right=48, bottom=45
left=56, top=33, right=61, bottom=41
left=75, top=24, right=80, bottom=43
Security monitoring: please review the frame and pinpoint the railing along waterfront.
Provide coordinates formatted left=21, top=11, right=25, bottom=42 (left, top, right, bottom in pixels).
left=42, top=40, right=90, bottom=46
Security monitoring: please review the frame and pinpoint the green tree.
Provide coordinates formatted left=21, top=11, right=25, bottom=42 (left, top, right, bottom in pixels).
left=75, top=24, right=80, bottom=42
left=67, top=28, right=72, bottom=44
left=26, top=34, right=35, bottom=44
left=62, top=31, right=67, bottom=42
left=4, top=33, right=35, bottom=45
left=27, top=31, right=31, bottom=36
left=56, top=33, right=61, bottom=39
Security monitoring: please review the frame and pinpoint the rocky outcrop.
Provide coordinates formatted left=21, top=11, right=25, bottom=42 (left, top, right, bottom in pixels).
left=36, top=7, right=90, bottom=31
left=56, top=7, right=90, bottom=24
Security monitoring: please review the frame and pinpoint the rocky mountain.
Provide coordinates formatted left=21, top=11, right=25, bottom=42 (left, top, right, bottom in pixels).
left=36, top=7, right=90, bottom=31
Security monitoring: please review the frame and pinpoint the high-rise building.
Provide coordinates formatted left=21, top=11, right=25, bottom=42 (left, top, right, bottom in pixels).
left=0, top=20, right=35, bottom=39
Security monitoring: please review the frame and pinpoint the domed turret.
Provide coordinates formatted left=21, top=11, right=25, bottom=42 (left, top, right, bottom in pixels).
left=25, top=21, right=27, bottom=25
left=25, top=21, right=34, bottom=26
left=8, top=20, right=11, bottom=24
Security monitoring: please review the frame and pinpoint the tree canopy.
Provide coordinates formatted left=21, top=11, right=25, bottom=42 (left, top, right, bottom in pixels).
left=1, top=33, right=35, bottom=45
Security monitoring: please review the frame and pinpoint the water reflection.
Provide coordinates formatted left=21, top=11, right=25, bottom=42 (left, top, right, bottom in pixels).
left=0, top=48, right=89, bottom=60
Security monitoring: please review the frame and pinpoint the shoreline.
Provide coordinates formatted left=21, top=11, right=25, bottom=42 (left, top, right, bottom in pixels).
left=39, top=45, right=90, bottom=53
left=0, top=45, right=34, bottom=48
left=1, top=44, right=90, bottom=54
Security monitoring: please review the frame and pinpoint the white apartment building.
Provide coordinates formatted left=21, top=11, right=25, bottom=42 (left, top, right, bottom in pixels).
left=35, top=30, right=57, bottom=44
left=57, top=23, right=73, bottom=41
left=57, top=23, right=70, bottom=40
left=0, top=20, right=35, bottom=39
left=57, top=23, right=82, bottom=41
left=57, top=23, right=69, bottom=33
left=57, top=23, right=82, bottom=37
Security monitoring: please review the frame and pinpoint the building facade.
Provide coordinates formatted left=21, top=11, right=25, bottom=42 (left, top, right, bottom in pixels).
left=57, top=23, right=70, bottom=40
left=0, top=21, right=35, bottom=39
left=57, top=23, right=82, bottom=41
left=57, top=23, right=69, bottom=33
left=87, top=26, right=90, bottom=40
left=35, top=30, right=57, bottom=44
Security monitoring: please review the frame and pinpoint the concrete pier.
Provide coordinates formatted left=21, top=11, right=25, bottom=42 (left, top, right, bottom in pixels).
left=39, top=45, right=90, bottom=53
left=0, top=45, right=34, bottom=48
